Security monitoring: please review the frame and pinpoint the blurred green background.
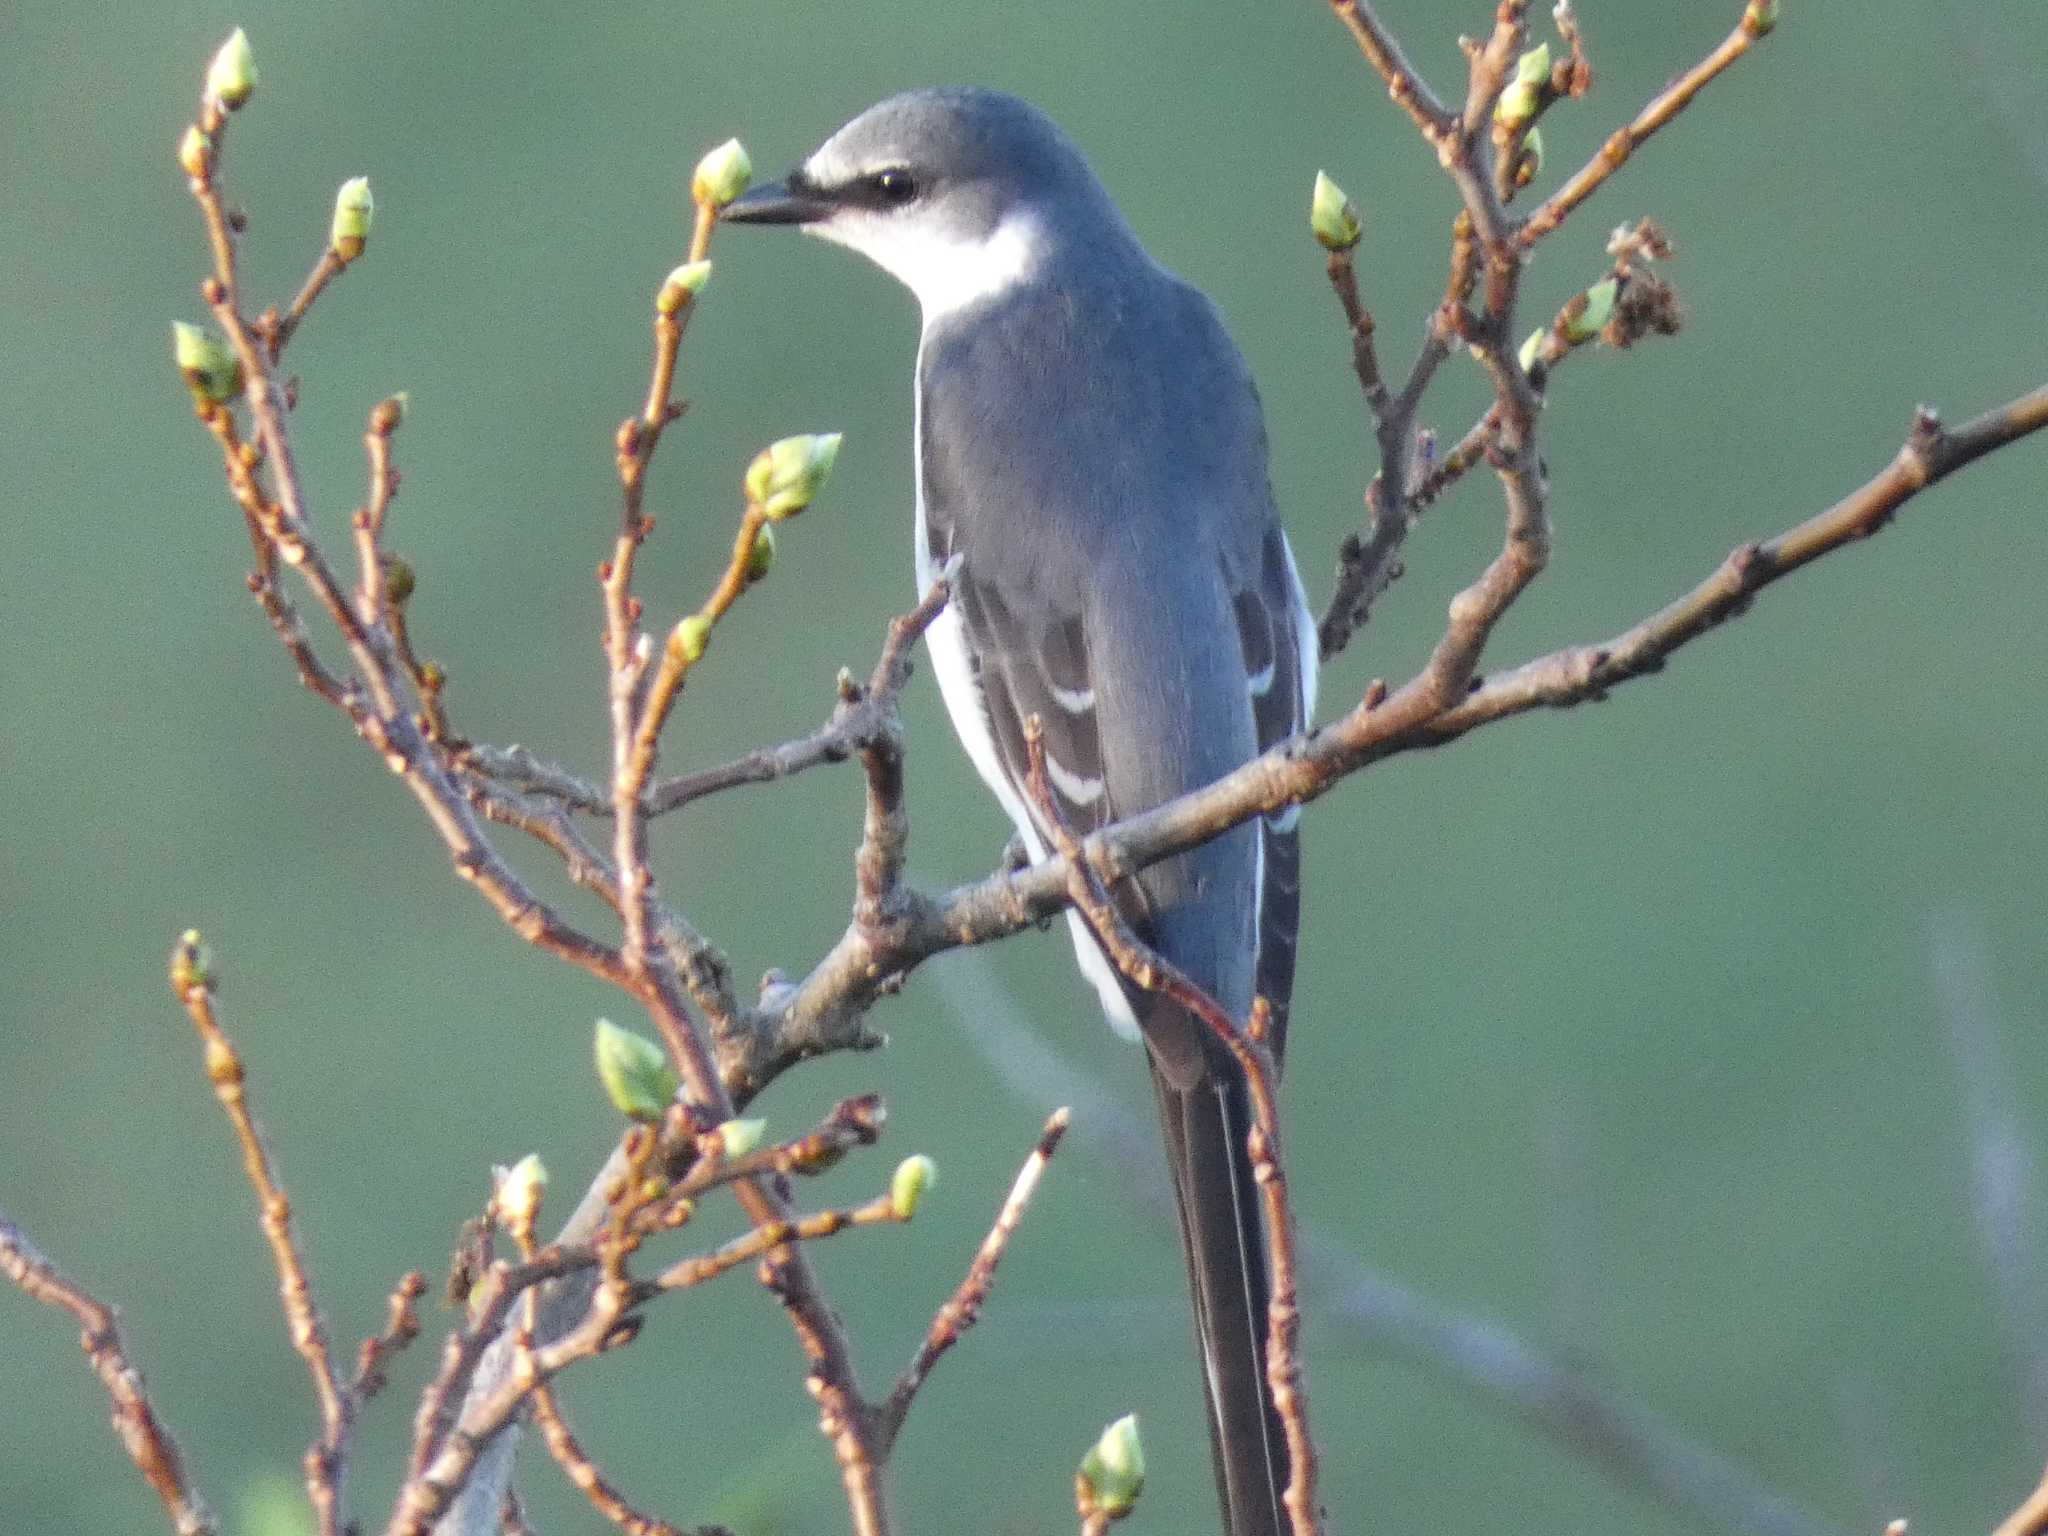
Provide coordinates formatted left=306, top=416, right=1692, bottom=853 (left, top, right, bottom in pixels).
left=4, top=2, right=2045, bottom=1534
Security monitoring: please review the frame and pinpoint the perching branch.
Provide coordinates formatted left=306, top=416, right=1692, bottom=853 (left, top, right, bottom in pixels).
left=759, top=378, right=2048, bottom=1083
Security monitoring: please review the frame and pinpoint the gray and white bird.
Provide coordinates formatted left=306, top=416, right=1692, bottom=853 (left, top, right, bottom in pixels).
left=725, top=88, right=1318, bottom=1536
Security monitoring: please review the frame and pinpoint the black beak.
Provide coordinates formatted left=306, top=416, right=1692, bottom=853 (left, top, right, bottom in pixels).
left=721, top=174, right=833, bottom=226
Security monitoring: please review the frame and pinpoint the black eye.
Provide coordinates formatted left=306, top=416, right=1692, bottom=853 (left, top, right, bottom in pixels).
left=866, top=168, right=917, bottom=206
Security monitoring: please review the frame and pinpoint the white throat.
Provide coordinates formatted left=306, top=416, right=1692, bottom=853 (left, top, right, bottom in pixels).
left=809, top=211, right=1043, bottom=328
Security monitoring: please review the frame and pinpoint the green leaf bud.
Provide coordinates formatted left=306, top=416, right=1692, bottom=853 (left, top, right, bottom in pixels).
left=330, top=177, right=374, bottom=261
left=669, top=613, right=712, bottom=664
left=173, top=321, right=243, bottom=403
left=593, top=1017, right=679, bottom=1123
left=1078, top=1414, right=1146, bottom=1518
left=1517, top=326, right=1547, bottom=375
left=178, top=125, right=213, bottom=180
left=381, top=553, right=415, bottom=605
left=717, top=1118, right=766, bottom=1159
left=657, top=260, right=713, bottom=315
left=206, top=28, right=258, bottom=112
left=692, top=138, right=752, bottom=209
left=889, top=1154, right=936, bottom=1220
left=170, top=929, right=214, bottom=993
left=1562, top=277, right=1618, bottom=342
left=1494, top=43, right=1551, bottom=128
left=744, top=524, right=777, bottom=585
left=494, top=1154, right=547, bottom=1227
left=1309, top=170, right=1362, bottom=253
left=745, top=432, right=843, bottom=521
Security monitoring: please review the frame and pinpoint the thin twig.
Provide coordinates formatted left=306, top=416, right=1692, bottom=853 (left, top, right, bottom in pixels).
left=1428, top=391, right=2048, bottom=734
left=1518, top=1, right=1779, bottom=249
left=355, top=1270, right=429, bottom=1403
left=531, top=1383, right=688, bottom=1536
left=1324, top=0, right=1455, bottom=142
left=408, top=1245, right=592, bottom=1485
left=1326, top=246, right=1390, bottom=423
left=651, top=1194, right=903, bottom=1293
left=874, top=1107, right=1072, bottom=1452
left=184, top=117, right=627, bottom=1001
left=0, top=1209, right=217, bottom=1536
left=169, top=933, right=351, bottom=1536
left=400, top=1102, right=884, bottom=1536
left=391, top=1188, right=902, bottom=1536
left=350, top=398, right=405, bottom=642
left=270, top=247, right=349, bottom=357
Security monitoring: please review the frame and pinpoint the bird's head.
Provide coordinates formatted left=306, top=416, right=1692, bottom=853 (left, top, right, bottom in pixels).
left=722, top=87, right=1131, bottom=322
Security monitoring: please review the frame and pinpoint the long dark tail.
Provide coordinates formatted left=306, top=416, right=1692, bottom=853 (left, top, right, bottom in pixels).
left=1151, top=1046, right=1289, bottom=1536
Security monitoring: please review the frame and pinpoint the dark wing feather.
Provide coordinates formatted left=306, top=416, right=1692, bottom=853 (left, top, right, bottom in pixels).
left=952, top=573, right=1112, bottom=838
left=1238, top=525, right=1312, bottom=1065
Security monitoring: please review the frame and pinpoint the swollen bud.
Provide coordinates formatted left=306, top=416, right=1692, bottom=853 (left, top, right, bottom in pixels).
left=668, top=613, right=712, bottom=665
left=745, top=432, right=843, bottom=521
left=178, top=125, right=213, bottom=180
left=381, top=553, right=415, bottom=605
left=656, top=260, right=713, bottom=315
left=1747, top=0, right=1780, bottom=35
left=593, top=1017, right=680, bottom=1123
left=1562, top=277, right=1618, bottom=343
left=744, top=525, right=777, bottom=585
left=1077, top=1414, right=1146, bottom=1519
left=889, top=1154, right=936, bottom=1220
left=1309, top=170, right=1362, bottom=253
left=692, top=139, right=753, bottom=209
left=493, top=1154, right=548, bottom=1228
left=1515, top=125, right=1545, bottom=185
left=169, top=929, right=214, bottom=993
left=173, top=321, right=243, bottom=403
left=1494, top=42, right=1551, bottom=128
left=205, top=28, right=258, bottom=112
left=717, top=1118, right=766, bottom=1159
left=330, top=177, right=374, bottom=262
left=1517, top=326, right=1547, bottom=375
